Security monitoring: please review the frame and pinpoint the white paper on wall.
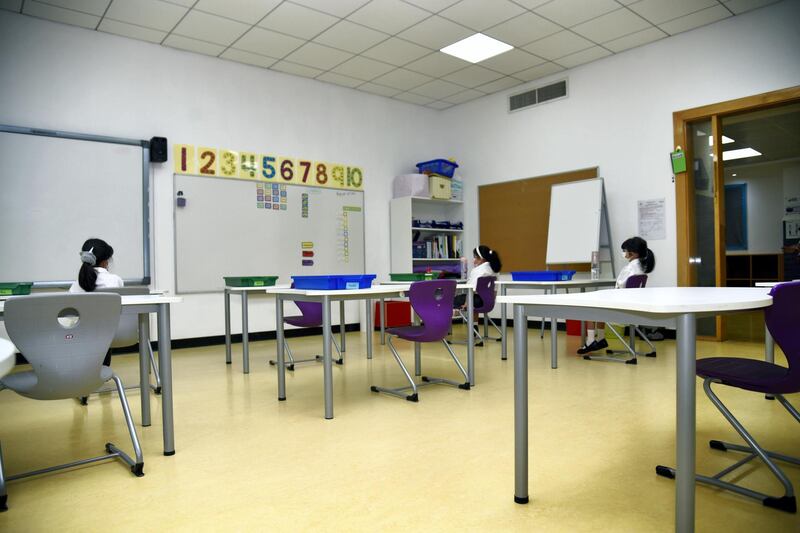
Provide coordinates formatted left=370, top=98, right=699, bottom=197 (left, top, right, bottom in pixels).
left=638, top=199, right=666, bottom=241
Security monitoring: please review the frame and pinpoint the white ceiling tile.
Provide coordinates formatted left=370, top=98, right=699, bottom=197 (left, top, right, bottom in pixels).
left=193, top=0, right=281, bottom=24
left=571, top=8, right=652, bottom=43
left=36, top=0, right=110, bottom=16
left=483, top=11, right=561, bottom=47
left=313, top=20, right=389, bottom=54
left=443, top=88, right=483, bottom=104
left=258, top=2, right=338, bottom=40
left=362, top=37, right=431, bottom=66
left=410, top=79, right=464, bottom=99
left=348, top=0, right=430, bottom=34
left=394, top=92, right=436, bottom=105
left=479, top=48, right=545, bottom=75
left=475, top=75, right=523, bottom=94
left=533, top=0, right=619, bottom=27
left=522, top=30, right=594, bottom=60
left=603, top=26, right=666, bottom=53
left=0, top=0, right=22, bottom=12
left=331, top=55, right=396, bottom=80
left=658, top=4, right=732, bottom=35
left=233, top=26, right=305, bottom=57
left=316, top=71, right=364, bottom=88
left=397, top=15, right=473, bottom=51
left=283, top=42, right=353, bottom=70
left=443, top=64, right=503, bottom=88
left=105, top=0, right=188, bottom=32
left=439, top=0, right=525, bottom=31
left=220, top=47, right=278, bottom=68
left=628, top=0, right=718, bottom=25
left=270, top=59, right=324, bottom=78
left=554, top=45, right=611, bottom=68
left=402, top=0, right=461, bottom=13
left=615, top=0, right=639, bottom=4
left=404, top=51, right=470, bottom=76
left=723, top=0, right=781, bottom=15
left=372, top=68, right=433, bottom=90
left=510, top=0, right=551, bottom=9
left=513, top=61, right=565, bottom=82
left=163, top=0, right=194, bottom=5
left=22, top=1, right=99, bottom=28
left=287, top=0, right=370, bottom=18
left=98, top=17, right=167, bottom=43
left=163, top=34, right=226, bottom=56
left=357, top=82, right=403, bottom=97
left=426, top=100, right=455, bottom=110
left=172, top=10, right=250, bottom=46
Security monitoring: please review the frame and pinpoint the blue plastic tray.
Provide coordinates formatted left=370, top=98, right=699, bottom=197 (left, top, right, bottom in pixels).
left=416, top=159, right=459, bottom=178
left=510, top=271, right=576, bottom=281
left=292, top=274, right=376, bottom=290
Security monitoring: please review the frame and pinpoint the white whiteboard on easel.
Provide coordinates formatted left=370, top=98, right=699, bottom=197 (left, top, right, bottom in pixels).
left=546, top=178, right=604, bottom=264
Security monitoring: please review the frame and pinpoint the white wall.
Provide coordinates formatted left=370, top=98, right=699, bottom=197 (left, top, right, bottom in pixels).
left=440, top=0, right=800, bottom=288
left=0, top=11, right=444, bottom=339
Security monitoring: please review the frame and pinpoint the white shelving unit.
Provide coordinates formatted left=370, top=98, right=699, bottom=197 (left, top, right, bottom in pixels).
left=390, top=196, right=464, bottom=273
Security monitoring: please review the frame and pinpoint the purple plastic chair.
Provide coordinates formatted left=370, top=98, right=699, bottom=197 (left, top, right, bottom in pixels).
left=371, top=280, right=469, bottom=402
left=454, top=276, right=502, bottom=345
left=586, top=274, right=657, bottom=364
left=268, top=293, right=342, bottom=371
left=656, top=281, right=800, bottom=513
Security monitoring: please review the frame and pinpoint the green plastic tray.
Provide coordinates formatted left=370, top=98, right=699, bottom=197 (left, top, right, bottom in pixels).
left=0, top=282, right=33, bottom=296
left=389, top=273, right=437, bottom=281
left=224, top=276, right=278, bottom=287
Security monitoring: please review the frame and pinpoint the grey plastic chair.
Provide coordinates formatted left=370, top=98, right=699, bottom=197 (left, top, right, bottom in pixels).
left=0, top=293, right=144, bottom=512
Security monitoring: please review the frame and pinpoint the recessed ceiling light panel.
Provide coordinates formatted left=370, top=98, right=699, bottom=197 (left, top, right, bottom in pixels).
left=440, top=33, right=513, bottom=63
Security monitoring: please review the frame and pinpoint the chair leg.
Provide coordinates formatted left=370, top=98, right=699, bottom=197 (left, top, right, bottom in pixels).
left=483, top=316, right=503, bottom=341
left=420, top=340, right=470, bottom=390
left=0, top=441, right=7, bottom=512
left=109, top=375, right=144, bottom=476
left=370, top=335, right=419, bottom=402
left=450, top=309, right=484, bottom=345
left=148, top=342, right=162, bottom=394
left=270, top=332, right=343, bottom=370
left=585, top=324, right=637, bottom=364
left=656, top=380, right=797, bottom=513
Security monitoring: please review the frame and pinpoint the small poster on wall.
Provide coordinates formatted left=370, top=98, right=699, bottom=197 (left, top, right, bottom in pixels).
left=638, top=199, right=666, bottom=240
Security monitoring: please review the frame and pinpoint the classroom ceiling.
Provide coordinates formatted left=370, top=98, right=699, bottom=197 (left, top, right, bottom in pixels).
left=722, top=102, right=800, bottom=168
left=2, top=0, right=782, bottom=110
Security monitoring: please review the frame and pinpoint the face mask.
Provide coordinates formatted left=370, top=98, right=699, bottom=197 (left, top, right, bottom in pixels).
left=621, top=251, right=629, bottom=260
left=107, top=258, right=114, bottom=271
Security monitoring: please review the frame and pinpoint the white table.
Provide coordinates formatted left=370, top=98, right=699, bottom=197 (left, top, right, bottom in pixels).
left=498, top=287, right=772, bottom=533
left=496, top=279, right=617, bottom=364
left=0, top=294, right=182, bottom=456
left=268, top=282, right=476, bottom=419
left=0, top=338, right=15, bottom=379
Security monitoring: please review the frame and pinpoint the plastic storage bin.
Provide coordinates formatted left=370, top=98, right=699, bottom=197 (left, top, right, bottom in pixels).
left=393, top=174, right=429, bottom=198
left=416, top=159, right=459, bottom=178
left=510, top=270, right=576, bottom=281
left=0, top=282, right=33, bottom=296
left=292, top=274, right=376, bottom=290
left=389, top=273, right=437, bottom=281
left=224, top=276, right=278, bottom=287
left=429, top=175, right=452, bottom=199
left=374, top=300, right=412, bottom=329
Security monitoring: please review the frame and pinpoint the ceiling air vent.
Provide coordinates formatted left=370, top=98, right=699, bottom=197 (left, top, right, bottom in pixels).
left=509, top=79, right=568, bottom=112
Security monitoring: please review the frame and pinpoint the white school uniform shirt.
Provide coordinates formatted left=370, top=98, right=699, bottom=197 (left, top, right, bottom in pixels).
left=615, top=258, right=645, bottom=289
left=69, top=267, right=124, bottom=293
left=467, top=261, right=496, bottom=289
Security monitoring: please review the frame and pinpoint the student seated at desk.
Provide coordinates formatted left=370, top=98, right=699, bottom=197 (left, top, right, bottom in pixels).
left=454, top=245, right=502, bottom=309
left=577, top=236, right=656, bottom=355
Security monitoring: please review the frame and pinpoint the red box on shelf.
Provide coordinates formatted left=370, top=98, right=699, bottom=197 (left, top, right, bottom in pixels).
left=374, top=300, right=412, bottom=329
left=566, top=320, right=582, bottom=336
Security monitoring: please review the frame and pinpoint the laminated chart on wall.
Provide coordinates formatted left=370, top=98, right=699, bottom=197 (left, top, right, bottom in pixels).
left=174, top=174, right=365, bottom=293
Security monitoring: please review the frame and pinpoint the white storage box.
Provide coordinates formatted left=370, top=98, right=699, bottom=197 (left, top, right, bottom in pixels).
left=393, top=173, right=429, bottom=198
left=429, top=175, right=452, bottom=199
left=450, top=176, right=463, bottom=201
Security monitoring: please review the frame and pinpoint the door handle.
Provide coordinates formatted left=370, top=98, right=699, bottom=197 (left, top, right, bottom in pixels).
left=688, top=256, right=702, bottom=265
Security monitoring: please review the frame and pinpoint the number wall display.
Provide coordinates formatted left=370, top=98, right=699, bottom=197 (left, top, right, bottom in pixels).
left=174, top=143, right=363, bottom=190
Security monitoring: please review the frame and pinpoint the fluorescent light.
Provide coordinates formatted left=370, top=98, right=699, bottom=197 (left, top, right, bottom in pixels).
left=440, top=33, right=513, bottom=63
left=723, top=148, right=762, bottom=161
left=708, top=135, right=735, bottom=146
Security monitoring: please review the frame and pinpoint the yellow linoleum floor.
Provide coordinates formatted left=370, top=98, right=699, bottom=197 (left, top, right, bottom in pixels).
left=0, top=327, right=798, bottom=532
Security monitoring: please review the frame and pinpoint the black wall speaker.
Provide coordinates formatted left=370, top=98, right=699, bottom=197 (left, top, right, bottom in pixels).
left=150, top=137, right=167, bottom=163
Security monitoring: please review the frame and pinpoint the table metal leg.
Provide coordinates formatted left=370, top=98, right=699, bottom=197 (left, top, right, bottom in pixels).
left=224, top=288, right=232, bottom=364
left=580, top=288, right=586, bottom=345
left=514, top=304, right=529, bottom=504
left=157, top=303, right=175, bottom=456
left=501, top=285, right=508, bottom=360
left=675, top=313, right=696, bottom=532
left=550, top=316, right=558, bottom=369
left=366, top=298, right=373, bottom=359
left=339, top=300, right=346, bottom=354
left=322, top=296, right=334, bottom=419
left=380, top=298, right=386, bottom=345
left=241, top=291, right=250, bottom=374
left=540, top=288, right=548, bottom=339
left=276, top=295, right=286, bottom=401
left=413, top=310, right=421, bottom=376
left=138, top=314, right=151, bottom=427
left=467, top=287, right=475, bottom=386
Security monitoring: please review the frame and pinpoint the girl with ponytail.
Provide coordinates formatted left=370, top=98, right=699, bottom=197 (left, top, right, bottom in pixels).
left=453, top=244, right=502, bottom=309
left=69, top=238, right=123, bottom=293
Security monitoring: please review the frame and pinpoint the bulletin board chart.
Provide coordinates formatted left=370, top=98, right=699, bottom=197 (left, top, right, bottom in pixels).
left=173, top=144, right=363, bottom=191
left=174, top=173, right=365, bottom=294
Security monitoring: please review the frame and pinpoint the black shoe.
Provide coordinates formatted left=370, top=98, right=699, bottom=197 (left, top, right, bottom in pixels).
left=577, top=339, right=608, bottom=355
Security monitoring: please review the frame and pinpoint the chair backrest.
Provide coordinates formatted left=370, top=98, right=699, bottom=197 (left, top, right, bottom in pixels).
left=765, top=281, right=800, bottom=380
left=625, top=274, right=648, bottom=289
left=474, top=276, right=497, bottom=312
left=295, top=301, right=323, bottom=324
left=96, top=286, right=149, bottom=348
left=408, top=279, right=456, bottom=340
left=4, top=293, right=121, bottom=399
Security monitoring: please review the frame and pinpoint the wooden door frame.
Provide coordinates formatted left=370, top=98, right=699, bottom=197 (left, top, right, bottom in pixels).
left=674, top=86, right=800, bottom=339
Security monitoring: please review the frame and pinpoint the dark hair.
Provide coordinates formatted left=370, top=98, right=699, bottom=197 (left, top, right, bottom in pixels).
left=621, top=236, right=655, bottom=274
left=474, top=245, right=502, bottom=273
left=78, top=238, right=114, bottom=292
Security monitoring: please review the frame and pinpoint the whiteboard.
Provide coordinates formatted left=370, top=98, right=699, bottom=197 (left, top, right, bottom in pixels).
left=546, top=178, right=604, bottom=264
left=0, top=130, right=147, bottom=285
left=174, top=174, right=365, bottom=293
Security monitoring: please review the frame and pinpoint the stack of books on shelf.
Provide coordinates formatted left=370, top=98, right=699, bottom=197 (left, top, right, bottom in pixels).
left=412, top=234, right=462, bottom=259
